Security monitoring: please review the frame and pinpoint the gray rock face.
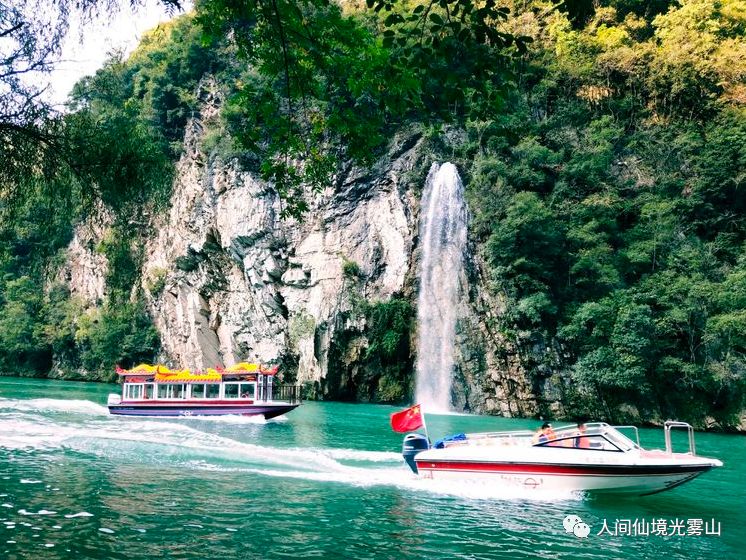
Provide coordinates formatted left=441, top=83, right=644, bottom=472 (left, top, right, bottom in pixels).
left=57, top=205, right=111, bottom=307
left=452, top=251, right=541, bottom=417
left=141, top=86, right=422, bottom=392
left=50, top=91, right=746, bottom=429
left=59, top=84, right=544, bottom=415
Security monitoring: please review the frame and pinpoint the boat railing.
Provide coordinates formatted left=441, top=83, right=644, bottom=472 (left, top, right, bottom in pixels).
left=272, top=384, right=302, bottom=405
left=581, top=421, right=610, bottom=432
left=551, top=424, right=587, bottom=437
left=464, top=430, right=534, bottom=440
left=664, top=421, right=696, bottom=456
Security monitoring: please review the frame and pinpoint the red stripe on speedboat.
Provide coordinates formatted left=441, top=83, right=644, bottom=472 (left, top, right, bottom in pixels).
left=414, top=461, right=712, bottom=476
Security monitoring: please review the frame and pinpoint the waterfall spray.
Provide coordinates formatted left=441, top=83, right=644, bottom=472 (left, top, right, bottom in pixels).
left=414, top=162, right=467, bottom=413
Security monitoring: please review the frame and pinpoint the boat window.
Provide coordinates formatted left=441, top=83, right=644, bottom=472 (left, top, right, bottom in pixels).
left=157, top=384, right=170, bottom=399
left=534, top=436, right=573, bottom=448
left=205, top=384, right=220, bottom=399
left=144, top=384, right=154, bottom=399
left=191, top=384, right=206, bottom=399
left=224, top=383, right=240, bottom=399
left=239, top=383, right=255, bottom=399
left=575, top=435, right=620, bottom=451
left=125, top=384, right=143, bottom=400
left=588, top=436, right=621, bottom=451
left=173, top=384, right=186, bottom=399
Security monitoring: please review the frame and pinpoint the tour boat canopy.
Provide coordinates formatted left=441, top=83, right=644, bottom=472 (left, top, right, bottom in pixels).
left=115, top=362, right=280, bottom=381
left=224, top=362, right=279, bottom=375
left=154, top=370, right=222, bottom=383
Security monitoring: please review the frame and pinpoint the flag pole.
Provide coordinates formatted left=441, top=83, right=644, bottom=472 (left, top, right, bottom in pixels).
left=420, top=406, right=431, bottom=445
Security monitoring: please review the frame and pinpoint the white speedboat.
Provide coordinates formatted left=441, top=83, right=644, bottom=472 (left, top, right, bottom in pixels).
left=402, top=421, right=722, bottom=495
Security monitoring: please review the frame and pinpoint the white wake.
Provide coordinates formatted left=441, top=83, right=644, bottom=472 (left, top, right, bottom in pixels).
left=0, top=411, right=581, bottom=503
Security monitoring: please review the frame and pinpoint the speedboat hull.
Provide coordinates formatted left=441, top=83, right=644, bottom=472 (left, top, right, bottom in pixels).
left=404, top=421, right=722, bottom=496
left=108, top=402, right=298, bottom=419
left=414, top=458, right=717, bottom=495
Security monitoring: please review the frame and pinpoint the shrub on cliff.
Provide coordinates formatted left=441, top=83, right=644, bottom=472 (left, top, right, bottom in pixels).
left=364, top=298, right=414, bottom=403
left=75, top=302, right=160, bottom=380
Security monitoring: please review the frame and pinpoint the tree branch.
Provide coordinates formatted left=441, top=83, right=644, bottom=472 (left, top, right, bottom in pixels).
left=0, top=23, right=24, bottom=38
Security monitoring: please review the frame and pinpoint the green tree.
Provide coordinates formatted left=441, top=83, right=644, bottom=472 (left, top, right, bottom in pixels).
left=0, top=0, right=182, bottom=209
left=486, top=191, right=564, bottom=326
left=364, top=298, right=414, bottom=402
left=196, top=0, right=530, bottom=215
left=0, top=276, right=50, bottom=373
left=76, top=302, right=160, bottom=377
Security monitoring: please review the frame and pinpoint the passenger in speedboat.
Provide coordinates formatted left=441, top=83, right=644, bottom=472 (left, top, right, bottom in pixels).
left=533, top=422, right=557, bottom=444
left=574, top=423, right=591, bottom=449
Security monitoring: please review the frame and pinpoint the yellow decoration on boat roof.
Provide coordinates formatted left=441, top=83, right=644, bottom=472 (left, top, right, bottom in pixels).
left=128, top=363, right=159, bottom=374
left=224, top=362, right=260, bottom=373
left=155, top=365, right=185, bottom=375
left=117, top=363, right=270, bottom=380
left=154, top=369, right=189, bottom=381
left=154, top=370, right=223, bottom=383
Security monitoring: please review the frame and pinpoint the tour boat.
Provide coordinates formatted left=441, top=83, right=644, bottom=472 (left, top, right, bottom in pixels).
left=401, top=422, right=722, bottom=495
left=107, top=362, right=301, bottom=419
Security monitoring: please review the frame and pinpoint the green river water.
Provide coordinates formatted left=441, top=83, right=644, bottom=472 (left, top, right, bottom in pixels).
left=1, top=377, right=744, bottom=560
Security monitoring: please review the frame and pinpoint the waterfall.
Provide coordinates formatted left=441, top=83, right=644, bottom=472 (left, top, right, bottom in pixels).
left=414, top=162, right=467, bottom=413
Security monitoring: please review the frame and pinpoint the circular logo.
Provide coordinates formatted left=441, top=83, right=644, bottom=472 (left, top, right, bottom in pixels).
left=573, top=522, right=591, bottom=539
left=563, top=514, right=582, bottom=533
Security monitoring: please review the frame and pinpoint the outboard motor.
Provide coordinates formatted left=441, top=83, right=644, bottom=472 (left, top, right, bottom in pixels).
left=402, top=433, right=430, bottom=474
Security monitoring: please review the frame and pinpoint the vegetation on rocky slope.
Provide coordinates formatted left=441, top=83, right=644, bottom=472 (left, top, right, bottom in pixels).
left=459, top=0, right=746, bottom=427
left=0, top=15, right=211, bottom=378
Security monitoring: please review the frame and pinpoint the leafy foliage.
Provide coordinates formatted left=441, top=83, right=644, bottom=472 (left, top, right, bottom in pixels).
left=0, top=276, right=50, bottom=374
left=0, top=0, right=183, bottom=211
left=196, top=0, right=527, bottom=216
left=0, top=11, right=208, bottom=378
left=369, top=0, right=532, bottom=118
left=342, top=259, right=362, bottom=279
left=75, top=301, right=160, bottom=379
left=364, top=298, right=414, bottom=402
left=462, top=0, right=746, bottom=426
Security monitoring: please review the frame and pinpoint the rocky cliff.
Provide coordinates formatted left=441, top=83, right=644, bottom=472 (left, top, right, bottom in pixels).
left=140, top=84, right=423, bottom=397
left=58, top=208, right=111, bottom=308
left=58, top=84, right=552, bottom=414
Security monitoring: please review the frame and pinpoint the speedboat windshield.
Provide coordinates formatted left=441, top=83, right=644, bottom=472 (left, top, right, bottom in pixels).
left=532, top=423, right=640, bottom=452
left=603, top=427, right=640, bottom=451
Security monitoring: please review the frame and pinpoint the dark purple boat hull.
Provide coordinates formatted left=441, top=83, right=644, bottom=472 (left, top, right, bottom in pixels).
left=108, top=403, right=298, bottom=419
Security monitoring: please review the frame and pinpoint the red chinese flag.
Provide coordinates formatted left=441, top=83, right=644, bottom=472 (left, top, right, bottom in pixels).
left=390, top=404, right=424, bottom=433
